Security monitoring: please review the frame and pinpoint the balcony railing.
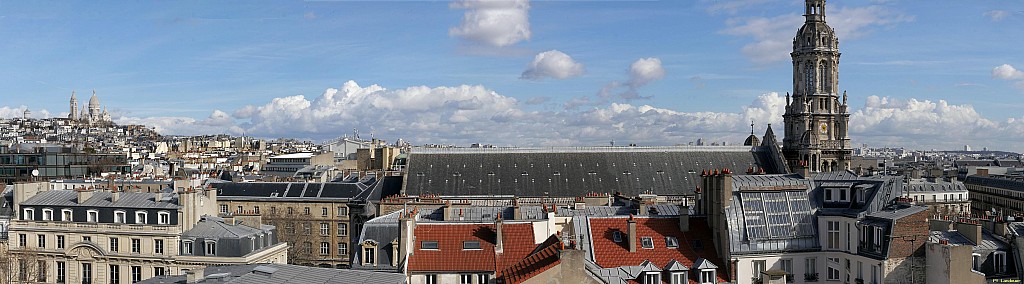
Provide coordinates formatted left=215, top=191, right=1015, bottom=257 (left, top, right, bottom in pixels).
left=804, top=273, right=819, bottom=282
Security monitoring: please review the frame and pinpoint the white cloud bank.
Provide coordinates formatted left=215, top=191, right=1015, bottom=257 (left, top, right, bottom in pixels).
left=520, top=50, right=584, bottom=80
left=449, top=0, right=531, bottom=47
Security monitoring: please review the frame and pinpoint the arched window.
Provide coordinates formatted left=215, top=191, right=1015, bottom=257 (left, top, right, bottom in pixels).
left=804, top=62, right=815, bottom=93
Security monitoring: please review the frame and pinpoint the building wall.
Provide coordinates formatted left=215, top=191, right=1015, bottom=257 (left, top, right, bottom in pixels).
left=410, top=273, right=491, bottom=284
left=735, top=252, right=883, bottom=284
left=925, top=243, right=986, bottom=284
left=520, top=250, right=601, bottom=284
left=217, top=199, right=353, bottom=267
left=881, top=210, right=929, bottom=284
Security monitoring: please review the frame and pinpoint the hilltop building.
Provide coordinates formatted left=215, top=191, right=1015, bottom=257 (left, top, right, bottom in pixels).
left=68, top=90, right=112, bottom=125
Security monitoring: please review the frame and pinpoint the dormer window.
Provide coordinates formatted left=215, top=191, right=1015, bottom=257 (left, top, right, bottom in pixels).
left=670, top=272, right=688, bottom=284
left=62, top=209, right=73, bottom=222
left=135, top=211, right=148, bottom=224
left=700, top=270, right=716, bottom=284
left=205, top=241, right=217, bottom=256
left=362, top=240, right=378, bottom=266
left=42, top=208, right=54, bottom=221
left=114, top=210, right=126, bottom=223
left=22, top=208, right=34, bottom=220
left=157, top=211, right=170, bottom=225
left=994, top=251, right=1007, bottom=273
left=182, top=240, right=193, bottom=255
left=87, top=210, right=99, bottom=223
left=643, top=272, right=661, bottom=284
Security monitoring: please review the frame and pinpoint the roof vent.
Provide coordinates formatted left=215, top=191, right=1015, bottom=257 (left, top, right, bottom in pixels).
left=253, top=266, right=278, bottom=276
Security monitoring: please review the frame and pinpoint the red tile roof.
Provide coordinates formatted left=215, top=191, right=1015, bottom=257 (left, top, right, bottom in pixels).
left=589, top=216, right=727, bottom=283
left=407, top=222, right=537, bottom=273
left=496, top=235, right=563, bottom=284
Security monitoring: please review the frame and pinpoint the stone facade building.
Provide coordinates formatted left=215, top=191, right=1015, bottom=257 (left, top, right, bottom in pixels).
left=782, top=0, right=852, bottom=173
left=7, top=182, right=288, bottom=283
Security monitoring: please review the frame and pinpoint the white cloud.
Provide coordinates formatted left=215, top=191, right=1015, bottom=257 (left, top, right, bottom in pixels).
left=985, top=10, right=1010, bottom=21
left=520, top=50, right=584, bottom=80
left=0, top=106, right=52, bottom=119
left=848, top=96, right=1024, bottom=150
left=449, top=0, right=531, bottom=47
left=721, top=5, right=912, bottom=65
left=628, top=57, right=666, bottom=87
left=703, top=0, right=778, bottom=15
left=993, top=64, right=1024, bottom=89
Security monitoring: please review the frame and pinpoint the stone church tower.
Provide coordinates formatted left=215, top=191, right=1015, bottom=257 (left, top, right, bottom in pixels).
left=782, top=0, right=852, bottom=173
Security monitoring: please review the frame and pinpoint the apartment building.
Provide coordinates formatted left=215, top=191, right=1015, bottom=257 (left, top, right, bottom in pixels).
left=964, top=172, right=1024, bottom=216
left=905, top=178, right=970, bottom=215
left=212, top=179, right=380, bottom=268
left=8, top=182, right=288, bottom=283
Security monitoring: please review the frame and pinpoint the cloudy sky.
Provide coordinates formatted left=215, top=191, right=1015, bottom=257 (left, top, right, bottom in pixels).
left=0, top=0, right=1022, bottom=152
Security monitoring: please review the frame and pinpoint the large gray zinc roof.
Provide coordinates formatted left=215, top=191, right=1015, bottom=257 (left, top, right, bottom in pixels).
left=20, top=190, right=180, bottom=209
left=139, top=263, right=405, bottom=284
left=405, top=146, right=767, bottom=197
left=182, top=216, right=267, bottom=239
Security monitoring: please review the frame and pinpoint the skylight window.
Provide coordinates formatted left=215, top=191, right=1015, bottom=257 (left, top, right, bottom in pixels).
left=613, top=231, right=623, bottom=243
left=665, top=237, right=679, bottom=248
left=641, top=237, right=654, bottom=249
left=463, top=241, right=481, bottom=250
left=421, top=241, right=439, bottom=250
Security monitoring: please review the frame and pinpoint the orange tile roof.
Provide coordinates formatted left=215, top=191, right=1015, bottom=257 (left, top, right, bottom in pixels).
left=589, top=216, right=728, bottom=283
left=496, top=235, right=563, bottom=284
left=407, top=222, right=537, bottom=273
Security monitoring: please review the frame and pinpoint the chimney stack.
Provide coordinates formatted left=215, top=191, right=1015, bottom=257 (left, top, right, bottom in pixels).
left=186, top=267, right=204, bottom=283
left=495, top=216, right=504, bottom=254
left=955, top=220, right=982, bottom=245
left=627, top=215, right=638, bottom=253
left=679, top=204, right=690, bottom=232
left=77, top=187, right=94, bottom=204
left=111, top=189, right=120, bottom=203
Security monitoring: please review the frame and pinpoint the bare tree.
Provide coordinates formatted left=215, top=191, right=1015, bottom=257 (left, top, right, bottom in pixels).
left=262, top=210, right=319, bottom=266
left=0, top=245, right=45, bottom=284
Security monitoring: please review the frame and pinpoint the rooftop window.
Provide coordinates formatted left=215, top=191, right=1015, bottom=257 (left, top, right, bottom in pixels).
left=421, top=241, right=439, bottom=250
left=665, top=236, right=679, bottom=248
left=641, top=237, right=654, bottom=249
left=463, top=241, right=481, bottom=250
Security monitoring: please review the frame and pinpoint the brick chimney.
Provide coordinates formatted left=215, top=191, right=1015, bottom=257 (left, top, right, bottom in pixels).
left=627, top=215, right=637, bottom=253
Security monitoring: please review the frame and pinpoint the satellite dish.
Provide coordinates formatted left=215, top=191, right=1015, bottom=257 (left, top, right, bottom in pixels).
left=31, top=169, right=39, bottom=177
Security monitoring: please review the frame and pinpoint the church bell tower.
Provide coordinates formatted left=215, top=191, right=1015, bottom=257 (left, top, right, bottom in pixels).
left=782, top=0, right=851, bottom=173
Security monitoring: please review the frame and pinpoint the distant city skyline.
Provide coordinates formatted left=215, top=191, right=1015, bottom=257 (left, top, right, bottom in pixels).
left=0, top=1, right=1022, bottom=152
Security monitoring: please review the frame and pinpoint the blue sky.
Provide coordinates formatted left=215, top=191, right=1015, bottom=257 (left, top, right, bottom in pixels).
left=1, top=0, right=1023, bottom=152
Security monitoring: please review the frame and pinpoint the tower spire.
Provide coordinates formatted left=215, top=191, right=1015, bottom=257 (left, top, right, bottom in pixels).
left=805, top=0, right=826, bottom=22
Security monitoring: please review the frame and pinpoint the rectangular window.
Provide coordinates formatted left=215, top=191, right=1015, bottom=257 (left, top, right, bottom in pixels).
left=671, top=272, right=687, bottom=284
left=18, top=234, right=26, bottom=247
left=463, top=241, right=481, bottom=250
left=135, top=211, right=147, bottom=224
left=237, top=206, right=243, bottom=213
left=131, top=265, right=142, bottom=283
left=640, top=237, right=654, bottom=249
left=57, top=235, right=65, bottom=249
left=425, top=274, right=438, bottom=284
left=827, top=221, right=840, bottom=249
left=109, top=237, right=119, bottom=252
left=805, top=257, right=817, bottom=276
left=780, top=259, right=793, bottom=274
left=155, top=239, right=164, bottom=254
left=62, top=209, right=73, bottom=221
left=304, top=207, right=310, bottom=215
left=154, top=267, right=165, bottom=277
left=827, top=258, right=840, bottom=280
left=109, top=265, right=120, bottom=284
left=287, top=207, right=294, bottom=215
left=220, top=205, right=228, bottom=214
left=22, top=208, right=34, bottom=220
left=88, top=210, right=98, bottom=222
left=42, top=208, right=53, bottom=221
left=158, top=212, right=170, bottom=225
left=303, top=223, right=311, bottom=234
left=874, top=226, right=883, bottom=246
left=846, top=223, right=852, bottom=251
left=478, top=274, right=489, bottom=284
left=337, top=206, right=348, bottom=217
left=83, top=236, right=91, bottom=242
left=131, top=239, right=141, bottom=253
left=363, top=247, right=376, bottom=264
left=38, top=234, right=46, bottom=248
left=460, top=274, right=473, bottom=284
left=338, top=223, right=348, bottom=236
left=321, top=242, right=330, bottom=255
left=56, top=261, right=65, bottom=283
left=254, top=206, right=260, bottom=214
left=338, top=243, right=347, bottom=257
left=182, top=241, right=193, bottom=255
left=114, top=211, right=126, bottom=223
left=700, top=270, right=715, bottom=284
left=205, top=241, right=216, bottom=255
left=753, top=260, right=766, bottom=279
left=644, top=272, right=661, bottom=284
left=82, top=263, right=92, bottom=284
left=322, top=207, right=328, bottom=216
left=995, top=252, right=1008, bottom=273
left=36, top=260, right=47, bottom=282
left=320, top=223, right=329, bottom=235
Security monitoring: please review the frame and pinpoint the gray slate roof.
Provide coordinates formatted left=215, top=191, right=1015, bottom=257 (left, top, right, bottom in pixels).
left=20, top=190, right=180, bottom=209
left=404, top=146, right=771, bottom=197
left=138, top=263, right=406, bottom=284
left=352, top=210, right=401, bottom=271
left=182, top=216, right=269, bottom=239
